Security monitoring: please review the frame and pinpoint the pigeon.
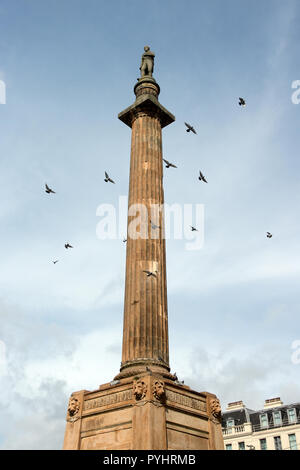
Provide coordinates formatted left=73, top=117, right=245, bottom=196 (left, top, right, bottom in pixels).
left=45, top=183, right=55, bottom=194
left=143, top=270, right=157, bottom=278
left=266, top=232, right=273, bottom=238
left=173, top=372, right=178, bottom=381
left=198, top=171, right=208, bottom=183
left=64, top=243, right=73, bottom=249
left=190, top=226, right=198, bottom=232
left=104, top=171, right=115, bottom=184
left=52, top=260, right=59, bottom=264
left=131, top=300, right=139, bottom=305
left=184, top=122, right=197, bottom=134
left=123, top=238, right=127, bottom=243
left=163, top=158, right=177, bottom=169
left=146, top=366, right=151, bottom=372
left=239, top=97, right=246, bottom=107
left=151, top=221, right=160, bottom=230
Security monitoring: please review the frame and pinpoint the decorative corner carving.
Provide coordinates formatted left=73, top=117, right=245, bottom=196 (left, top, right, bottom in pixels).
left=133, top=379, right=147, bottom=401
left=66, top=395, right=80, bottom=422
left=209, top=397, right=222, bottom=423
left=152, top=379, right=165, bottom=402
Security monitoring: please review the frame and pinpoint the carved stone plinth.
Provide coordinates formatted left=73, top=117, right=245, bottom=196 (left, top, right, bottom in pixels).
left=63, top=374, right=223, bottom=450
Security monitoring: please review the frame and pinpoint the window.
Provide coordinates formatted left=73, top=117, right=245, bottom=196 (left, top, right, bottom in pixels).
left=287, top=408, right=297, bottom=424
left=260, top=438, right=267, bottom=450
left=227, top=419, right=234, bottom=427
left=288, top=434, right=297, bottom=450
left=274, top=436, right=282, bottom=450
left=226, top=444, right=232, bottom=450
left=260, top=413, right=268, bottom=428
left=273, top=411, right=282, bottom=426
left=238, top=442, right=245, bottom=450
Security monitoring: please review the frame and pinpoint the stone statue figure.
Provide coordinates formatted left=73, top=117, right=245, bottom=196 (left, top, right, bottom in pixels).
left=140, top=46, right=155, bottom=78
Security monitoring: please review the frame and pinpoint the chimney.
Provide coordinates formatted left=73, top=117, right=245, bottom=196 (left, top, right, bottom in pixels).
left=263, top=397, right=283, bottom=409
left=226, top=400, right=245, bottom=411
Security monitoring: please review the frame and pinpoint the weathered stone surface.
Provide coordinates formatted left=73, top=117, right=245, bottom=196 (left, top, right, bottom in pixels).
left=116, top=78, right=175, bottom=381
left=63, top=376, right=223, bottom=450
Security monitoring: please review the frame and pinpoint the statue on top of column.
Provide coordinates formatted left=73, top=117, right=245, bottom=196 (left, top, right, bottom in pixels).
left=139, top=46, right=155, bottom=78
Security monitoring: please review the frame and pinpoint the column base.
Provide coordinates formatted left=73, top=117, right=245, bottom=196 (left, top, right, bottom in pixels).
left=63, top=374, right=224, bottom=450
left=114, top=358, right=175, bottom=381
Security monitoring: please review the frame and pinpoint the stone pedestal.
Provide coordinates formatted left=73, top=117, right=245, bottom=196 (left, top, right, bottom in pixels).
left=63, top=374, right=223, bottom=450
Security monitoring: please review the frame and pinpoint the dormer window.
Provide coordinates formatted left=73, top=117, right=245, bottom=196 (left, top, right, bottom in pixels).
left=227, top=419, right=235, bottom=428
left=260, top=413, right=268, bottom=428
left=273, top=410, right=282, bottom=426
left=287, top=408, right=297, bottom=424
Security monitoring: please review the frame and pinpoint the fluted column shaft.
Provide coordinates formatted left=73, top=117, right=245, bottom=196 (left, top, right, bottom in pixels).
left=122, top=111, right=168, bottom=367
left=116, top=79, right=175, bottom=380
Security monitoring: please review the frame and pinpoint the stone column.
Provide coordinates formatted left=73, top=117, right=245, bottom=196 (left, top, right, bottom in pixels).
left=116, top=77, right=175, bottom=379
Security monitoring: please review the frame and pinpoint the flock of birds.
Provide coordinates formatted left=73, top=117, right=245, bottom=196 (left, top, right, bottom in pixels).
left=45, top=97, right=272, bottom=266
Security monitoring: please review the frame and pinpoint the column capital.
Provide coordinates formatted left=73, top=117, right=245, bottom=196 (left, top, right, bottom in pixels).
left=118, top=85, right=175, bottom=129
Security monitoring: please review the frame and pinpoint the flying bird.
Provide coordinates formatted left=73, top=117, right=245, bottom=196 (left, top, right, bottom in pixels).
left=143, top=270, right=157, bottom=278
left=239, top=97, right=246, bottom=107
left=266, top=232, right=273, bottom=238
left=163, top=158, right=177, bottom=169
left=131, top=300, right=139, bottom=305
left=64, top=243, right=73, bottom=249
left=190, top=226, right=198, bottom=232
left=52, top=260, right=59, bottom=264
left=45, top=183, right=55, bottom=194
left=123, top=238, right=127, bottom=243
left=184, top=122, right=197, bottom=134
left=198, top=171, right=208, bottom=183
left=104, top=171, right=115, bottom=184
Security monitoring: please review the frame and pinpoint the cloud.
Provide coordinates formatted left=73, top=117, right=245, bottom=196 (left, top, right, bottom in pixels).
left=0, top=378, right=67, bottom=450
left=171, top=341, right=300, bottom=411
left=0, top=299, right=122, bottom=449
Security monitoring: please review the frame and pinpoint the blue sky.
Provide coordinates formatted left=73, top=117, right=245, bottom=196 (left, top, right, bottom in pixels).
left=0, top=0, right=300, bottom=449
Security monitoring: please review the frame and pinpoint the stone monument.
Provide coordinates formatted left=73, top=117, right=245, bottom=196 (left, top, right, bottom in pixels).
left=63, top=47, right=224, bottom=450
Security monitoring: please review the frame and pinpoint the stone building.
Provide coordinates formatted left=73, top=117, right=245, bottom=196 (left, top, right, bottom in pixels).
left=222, top=397, right=300, bottom=450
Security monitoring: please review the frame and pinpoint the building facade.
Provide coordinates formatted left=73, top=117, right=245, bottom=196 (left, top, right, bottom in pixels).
left=222, top=398, right=300, bottom=450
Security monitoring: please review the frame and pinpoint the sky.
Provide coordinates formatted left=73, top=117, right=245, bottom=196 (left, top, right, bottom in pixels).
left=0, top=0, right=300, bottom=449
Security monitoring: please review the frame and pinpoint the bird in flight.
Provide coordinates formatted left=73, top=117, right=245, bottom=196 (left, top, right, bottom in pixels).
left=52, top=260, right=59, bottom=264
left=184, top=122, right=197, bottom=134
left=266, top=232, right=273, bottom=238
left=104, top=171, right=115, bottom=184
left=45, top=183, right=55, bottom=194
left=198, top=171, right=208, bottom=183
left=143, top=270, right=157, bottom=278
left=123, top=238, right=127, bottom=243
left=65, top=243, right=73, bottom=249
left=190, top=226, right=198, bottom=232
left=239, top=97, right=246, bottom=107
left=131, top=300, right=139, bottom=305
left=163, top=158, right=177, bottom=169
